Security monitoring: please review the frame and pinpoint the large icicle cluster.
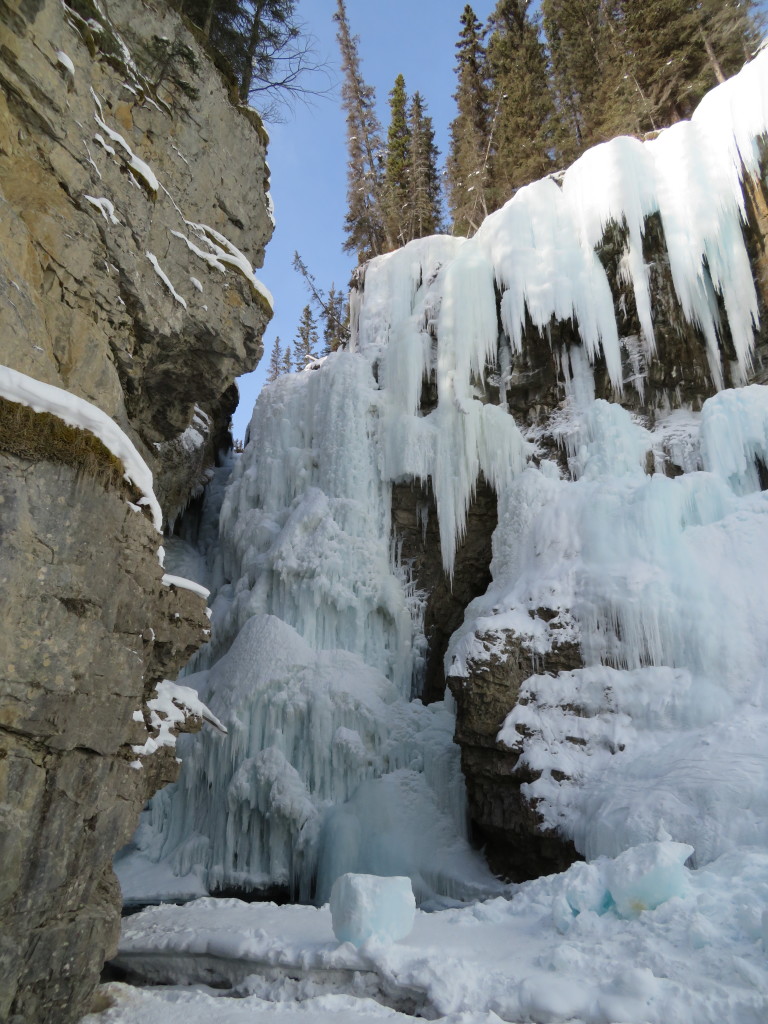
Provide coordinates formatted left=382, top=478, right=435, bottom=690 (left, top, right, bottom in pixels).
left=126, top=328, right=500, bottom=905
left=123, top=50, right=768, bottom=906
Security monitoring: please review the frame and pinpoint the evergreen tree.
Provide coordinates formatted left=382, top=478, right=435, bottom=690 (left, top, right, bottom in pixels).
left=446, top=5, right=493, bottom=236
left=334, top=0, right=388, bottom=261
left=486, top=0, right=557, bottom=203
left=281, top=343, right=293, bottom=374
left=292, top=252, right=351, bottom=349
left=293, top=305, right=319, bottom=368
left=542, top=0, right=632, bottom=162
left=266, top=335, right=283, bottom=382
left=615, top=0, right=758, bottom=130
left=384, top=73, right=411, bottom=247
left=407, top=92, right=443, bottom=239
left=321, top=285, right=349, bottom=353
left=178, top=0, right=322, bottom=117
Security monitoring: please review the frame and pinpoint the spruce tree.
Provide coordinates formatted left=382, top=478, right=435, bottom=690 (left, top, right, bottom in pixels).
left=321, top=285, right=349, bottom=353
left=407, top=92, right=443, bottom=239
left=446, top=5, right=493, bottom=236
left=384, top=73, right=411, bottom=248
left=334, top=0, right=388, bottom=262
left=615, top=0, right=758, bottom=129
left=486, top=0, right=557, bottom=204
left=266, top=335, right=283, bottom=382
left=292, top=253, right=351, bottom=350
left=542, top=0, right=632, bottom=162
left=293, top=305, right=319, bottom=368
left=281, top=343, right=293, bottom=374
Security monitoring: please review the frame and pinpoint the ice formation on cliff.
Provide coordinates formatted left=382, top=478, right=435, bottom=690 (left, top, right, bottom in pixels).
left=122, top=50, right=768, bottom=907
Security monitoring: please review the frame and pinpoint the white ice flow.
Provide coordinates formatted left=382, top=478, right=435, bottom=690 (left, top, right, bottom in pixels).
left=120, top=48, right=768, bottom=1004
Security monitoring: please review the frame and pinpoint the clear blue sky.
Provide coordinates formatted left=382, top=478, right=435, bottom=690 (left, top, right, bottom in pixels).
left=232, top=0, right=497, bottom=440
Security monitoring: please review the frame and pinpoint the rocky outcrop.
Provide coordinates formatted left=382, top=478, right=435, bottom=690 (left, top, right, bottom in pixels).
left=392, top=477, right=497, bottom=704
left=448, top=626, right=582, bottom=881
left=0, top=0, right=272, bottom=1020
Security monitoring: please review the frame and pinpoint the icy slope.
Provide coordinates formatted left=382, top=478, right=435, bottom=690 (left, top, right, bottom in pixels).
left=123, top=49, right=768, bottom=908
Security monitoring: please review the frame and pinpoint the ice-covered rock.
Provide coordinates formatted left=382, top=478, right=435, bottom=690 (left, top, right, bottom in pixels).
left=330, top=874, right=416, bottom=947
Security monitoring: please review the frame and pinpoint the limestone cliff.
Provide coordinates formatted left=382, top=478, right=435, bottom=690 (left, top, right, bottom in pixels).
left=0, top=0, right=272, bottom=1019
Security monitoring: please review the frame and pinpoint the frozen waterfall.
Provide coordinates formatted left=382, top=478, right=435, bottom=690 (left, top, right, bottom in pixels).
left=120, top=49, right=768, bottom=907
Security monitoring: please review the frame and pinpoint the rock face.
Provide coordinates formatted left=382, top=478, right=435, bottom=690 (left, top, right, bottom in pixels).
left=0, top=0, right=272, bottom=1020
left=448, top=628, right=582, bottom=881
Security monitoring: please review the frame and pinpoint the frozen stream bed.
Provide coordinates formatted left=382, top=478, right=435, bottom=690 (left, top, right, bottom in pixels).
left=86, top=842, right=768, bottom=1024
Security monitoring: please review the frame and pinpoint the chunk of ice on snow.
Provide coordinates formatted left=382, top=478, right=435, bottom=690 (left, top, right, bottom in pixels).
left=605, top=841, right=693, bottom=918
left=330, top=873, right=415, bottom=947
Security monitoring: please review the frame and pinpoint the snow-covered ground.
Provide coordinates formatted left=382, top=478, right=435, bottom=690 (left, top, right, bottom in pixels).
left=92, top=842, right=768, bottom=1024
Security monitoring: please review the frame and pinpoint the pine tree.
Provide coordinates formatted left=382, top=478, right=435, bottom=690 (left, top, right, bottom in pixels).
left=266, top=335, right=283, bottom=382
left=446, top=5, right=493, bottom=236
left=615, top=0, right=758, bottom=130
left=321, top=285, right=348, bottom=353
left=407, top=92, right=443, bottom=239
left=542, top=0, right=632, bottom=162
left=486, top=0, right=557, bottom=203
left=293, top=305, right=319, bottom=368
left=384, top=73, right=411, bottom=248
left=334, top=0, right=388, bottom=262
left=282, top=343, right=293, bottom=374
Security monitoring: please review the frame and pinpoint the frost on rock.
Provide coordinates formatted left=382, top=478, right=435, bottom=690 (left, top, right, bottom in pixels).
left=125, top=53, right=768, bottom=907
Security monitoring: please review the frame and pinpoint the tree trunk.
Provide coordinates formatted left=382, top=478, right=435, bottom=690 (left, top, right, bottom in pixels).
left=700, top=26, right=727, bottom=85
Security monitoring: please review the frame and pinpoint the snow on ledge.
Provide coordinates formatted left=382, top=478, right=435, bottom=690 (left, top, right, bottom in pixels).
left=146, top=252, right=187, bottom=308
left=182, top=220, right=274, bottom=309
left=131, top=680, right=226, bottom=764
left=0, top=365, right=162, bottom=529
left=94, top=114, right=159, bottom=193
left=161, top=573, right=210, bottom=601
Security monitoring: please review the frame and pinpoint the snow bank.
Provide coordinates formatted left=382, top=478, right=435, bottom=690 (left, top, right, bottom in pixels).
left=0, top=365, right=161, bottom=528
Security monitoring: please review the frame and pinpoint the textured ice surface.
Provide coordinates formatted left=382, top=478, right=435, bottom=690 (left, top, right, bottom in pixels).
left=487, top=387, right=768, bottom=865
left=330, top=874, right=415, bottom=947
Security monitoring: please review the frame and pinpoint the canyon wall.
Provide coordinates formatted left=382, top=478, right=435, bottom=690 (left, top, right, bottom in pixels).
left=0, top=0, right=272, bottom=1019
